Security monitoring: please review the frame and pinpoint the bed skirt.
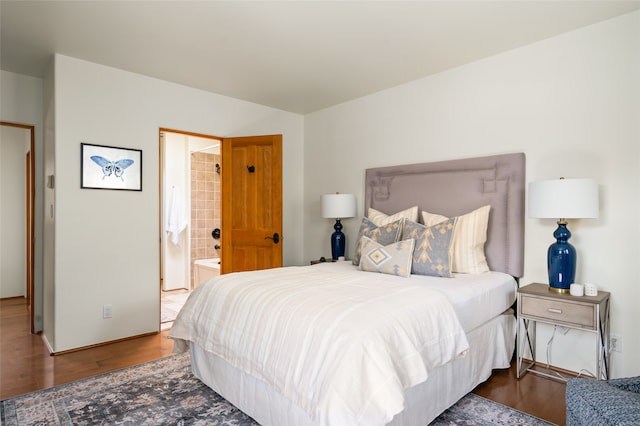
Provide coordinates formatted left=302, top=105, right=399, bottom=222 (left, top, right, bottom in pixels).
left=189, top=309, right=515, bottom=426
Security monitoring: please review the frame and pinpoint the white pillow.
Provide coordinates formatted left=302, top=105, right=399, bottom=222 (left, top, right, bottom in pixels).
left=368, top=206, right=418, bottom=226
left=358, top=237, right=415, bottom=278
left=422, top=205, right=491, bottom=274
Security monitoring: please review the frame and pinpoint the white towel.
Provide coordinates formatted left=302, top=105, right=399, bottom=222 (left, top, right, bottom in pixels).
left=167, top=187, right=187, bottom=246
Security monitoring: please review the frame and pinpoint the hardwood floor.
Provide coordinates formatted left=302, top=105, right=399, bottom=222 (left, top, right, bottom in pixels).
left=0, top=297, right=174, bottom=400
left=1, top=297, right=566, bottom=425
left=473, top=359, right=567, bottom=425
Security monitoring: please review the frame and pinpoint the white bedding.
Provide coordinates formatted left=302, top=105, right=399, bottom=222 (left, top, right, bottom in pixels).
left=311, top=262, right=518, bottom=332
left=169, top=264, right=470, bottom=426
left=188, top=310, right=516, bottom=426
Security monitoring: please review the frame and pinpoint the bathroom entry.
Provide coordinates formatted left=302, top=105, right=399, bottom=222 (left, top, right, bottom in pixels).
left=159, top=131, right=283, bottom=289
left=160, top=129, right=222, bottom=292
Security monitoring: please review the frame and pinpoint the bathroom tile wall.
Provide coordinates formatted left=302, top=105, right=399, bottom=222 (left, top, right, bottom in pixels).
left=190, top=152, right=221, bottom=286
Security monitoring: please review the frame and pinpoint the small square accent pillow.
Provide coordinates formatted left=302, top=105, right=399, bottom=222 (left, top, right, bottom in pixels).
left=352, top=217, right=403, bottom=266
left=402, top=218, right=457, bottom=278
left=422, top=205, right=490, bottom=274
left=359, top=237, right=415, bottom=278
left=368, top=206, right=418, bottom=226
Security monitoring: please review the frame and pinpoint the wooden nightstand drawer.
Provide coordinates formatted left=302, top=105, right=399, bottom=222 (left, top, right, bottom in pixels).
left=520, top=295, right=595, bottom=330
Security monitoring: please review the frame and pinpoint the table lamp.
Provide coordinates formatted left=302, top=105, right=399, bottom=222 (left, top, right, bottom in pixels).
left=528, top=178, right=599, bottom=293
left=321, top=193, right=356, bottom=260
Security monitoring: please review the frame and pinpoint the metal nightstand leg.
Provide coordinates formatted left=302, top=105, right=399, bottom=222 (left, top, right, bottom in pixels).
left=517, top=317, right=536, bottom=378
left=596, top=298, right=610, bottom=380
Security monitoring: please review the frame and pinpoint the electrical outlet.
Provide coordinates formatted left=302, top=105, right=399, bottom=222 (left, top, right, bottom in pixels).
left=103, top=304, right=113, bottom=319
left=611, top=334, right=622, bottom=353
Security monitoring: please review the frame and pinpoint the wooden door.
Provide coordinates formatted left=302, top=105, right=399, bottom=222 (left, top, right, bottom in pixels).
left=26, top=151, right=32, bottom=317
left=221, top=135, right=282, bottom=273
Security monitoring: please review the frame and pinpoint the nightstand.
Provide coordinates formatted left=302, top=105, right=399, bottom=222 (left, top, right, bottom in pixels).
left=310, top=257, right=337, bottom=265
left=517, top=282, right=610, bottom=381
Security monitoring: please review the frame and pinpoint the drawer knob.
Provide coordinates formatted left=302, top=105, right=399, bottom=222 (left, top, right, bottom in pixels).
left=548, top=308, right=562, bottom=314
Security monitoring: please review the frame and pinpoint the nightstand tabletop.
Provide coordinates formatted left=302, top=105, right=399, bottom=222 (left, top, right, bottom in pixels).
left=310, top=258, right=339, bottom=265
left=519, top=282, right=609, bottom=305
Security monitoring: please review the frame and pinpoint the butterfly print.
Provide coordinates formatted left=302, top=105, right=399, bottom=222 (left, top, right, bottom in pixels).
left=90, top=156, right=134, bottom=181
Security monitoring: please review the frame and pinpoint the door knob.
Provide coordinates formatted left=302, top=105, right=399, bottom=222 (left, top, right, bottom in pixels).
left=265, top=233, right=280, bottom=244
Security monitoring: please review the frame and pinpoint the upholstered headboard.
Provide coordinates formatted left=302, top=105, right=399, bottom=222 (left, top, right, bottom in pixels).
left=364, top=153, right=525, bottom=277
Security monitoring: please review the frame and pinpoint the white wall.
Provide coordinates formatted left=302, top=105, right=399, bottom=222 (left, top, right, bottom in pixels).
left=43, top=61, right=56, bottom=347
left=50, top=54, right=304, bottom=352
left=304, top=11, right=640, bottom=378
left=1, top=70, right=44, bottom=331
left=0, top=125, right=28, bottom=297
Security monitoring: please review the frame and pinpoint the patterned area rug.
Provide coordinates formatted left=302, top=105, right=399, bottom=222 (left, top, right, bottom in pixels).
left=1, top=352, right=555, bottom=425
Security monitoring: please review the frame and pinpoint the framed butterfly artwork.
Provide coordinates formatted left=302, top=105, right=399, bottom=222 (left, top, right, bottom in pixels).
left=81, top=143, right=142, bottom=191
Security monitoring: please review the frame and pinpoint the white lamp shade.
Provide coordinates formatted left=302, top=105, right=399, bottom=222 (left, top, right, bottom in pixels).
left=528, top=178, right=599, bottom=219
left=321, top=194, right=356, bottom=219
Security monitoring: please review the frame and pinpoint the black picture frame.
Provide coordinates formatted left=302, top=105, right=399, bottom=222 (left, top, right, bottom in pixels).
left=81, top=143, right=142, bottom=191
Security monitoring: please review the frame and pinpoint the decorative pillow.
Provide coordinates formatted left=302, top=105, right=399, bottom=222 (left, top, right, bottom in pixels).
left=422, top=205, right=491, bottom=274
left=358, top=237, right=415, bottom=278
left=402, top=218, right=457, bottom=278
left=352, top=217, right=403, bottom=266
left=368, top=206, right=418, bottom=226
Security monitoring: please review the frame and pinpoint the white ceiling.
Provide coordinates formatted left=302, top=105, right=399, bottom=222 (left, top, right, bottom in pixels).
left=2, top=1, right=639, bottom=114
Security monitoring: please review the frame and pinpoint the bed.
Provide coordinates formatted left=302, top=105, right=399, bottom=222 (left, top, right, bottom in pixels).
left=169, top=152, right=526, bottom=426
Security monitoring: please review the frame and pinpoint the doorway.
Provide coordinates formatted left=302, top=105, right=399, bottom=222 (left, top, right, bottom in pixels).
left=158, top=130, right=283, bottom=327
left=0, top=122, right=35, bottom=333
left=159, top=128, right=222, bottom=326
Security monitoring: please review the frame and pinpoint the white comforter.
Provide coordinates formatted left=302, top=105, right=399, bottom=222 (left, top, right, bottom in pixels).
left=169, top=265, right=469, bottom=426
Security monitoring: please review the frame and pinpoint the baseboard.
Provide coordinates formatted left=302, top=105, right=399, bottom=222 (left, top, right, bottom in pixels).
left=49, top=331, right=159, bottom=356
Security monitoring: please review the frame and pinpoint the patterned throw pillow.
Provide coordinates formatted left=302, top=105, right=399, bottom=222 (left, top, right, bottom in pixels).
left=352, top=217, right=403, bottom=266
left=368, top=206, right=418, bottom=226
left=358, top=237, right=415, bottom=278
left=402, top=218, right=457, bottom=278
left=422, top=205, right=491, bottom=274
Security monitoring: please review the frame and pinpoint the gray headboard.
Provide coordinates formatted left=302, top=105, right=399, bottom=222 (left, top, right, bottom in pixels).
left=364, top=153, right=525, bottom=277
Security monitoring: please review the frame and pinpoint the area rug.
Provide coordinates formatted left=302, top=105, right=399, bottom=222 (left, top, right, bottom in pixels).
left=1, top=352, right=555, bottom=425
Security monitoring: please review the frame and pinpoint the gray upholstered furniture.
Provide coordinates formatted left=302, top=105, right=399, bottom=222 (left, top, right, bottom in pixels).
left=566, top=376, right=640, bottom=425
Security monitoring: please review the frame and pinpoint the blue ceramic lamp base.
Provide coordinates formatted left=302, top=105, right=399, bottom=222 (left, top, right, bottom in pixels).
left=547, top=221, right=576, bottom=293
left=330, top=219, right=346, bottom=260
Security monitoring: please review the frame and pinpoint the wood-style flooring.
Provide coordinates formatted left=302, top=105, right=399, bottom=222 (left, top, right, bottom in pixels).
left=0, top=297, right=566, bottom=425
